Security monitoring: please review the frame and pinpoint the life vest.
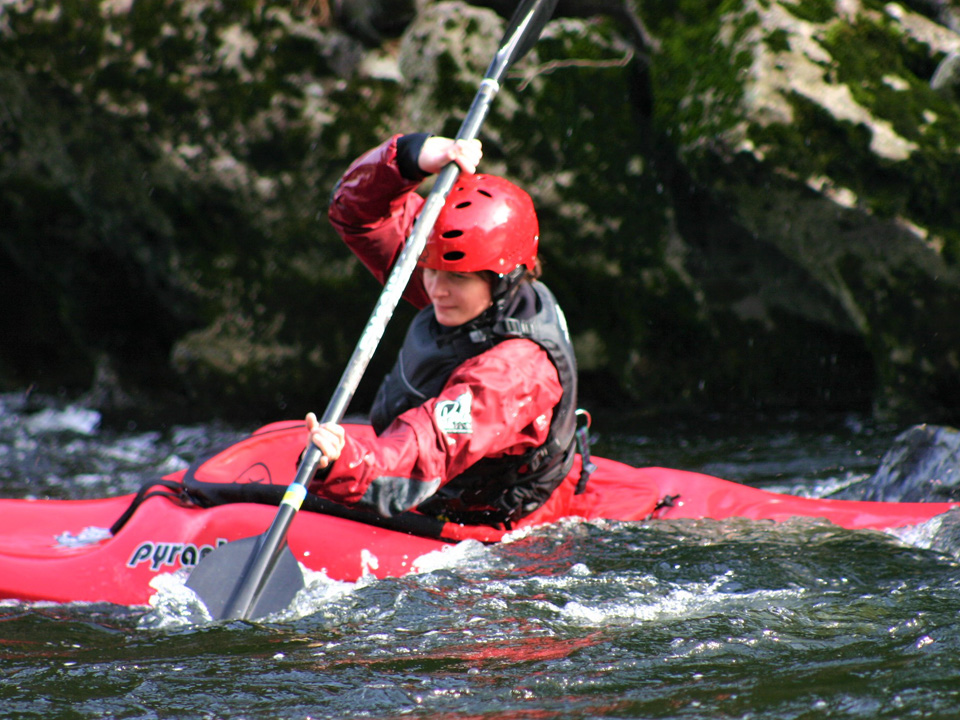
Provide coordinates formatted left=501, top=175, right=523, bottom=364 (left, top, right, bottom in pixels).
left=370, top=281, right=579, bottom=526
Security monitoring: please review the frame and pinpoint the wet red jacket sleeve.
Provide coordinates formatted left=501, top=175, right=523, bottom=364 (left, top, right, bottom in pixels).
left=314, top=136, right=563, bottom=516
left=328, top=134, right=431, bottom=308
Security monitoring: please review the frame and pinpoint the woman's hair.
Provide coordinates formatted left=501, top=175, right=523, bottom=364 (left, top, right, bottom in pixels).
left=526, top=257, right=543, bottom=280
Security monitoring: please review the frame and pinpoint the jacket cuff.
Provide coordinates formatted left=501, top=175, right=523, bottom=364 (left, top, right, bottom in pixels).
left=396, top=133, right=432, bottom=181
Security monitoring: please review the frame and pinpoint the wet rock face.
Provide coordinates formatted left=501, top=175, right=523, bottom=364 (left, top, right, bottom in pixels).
left=646, top=0, right=960, bottom=418
left=861, top=424, right=960, bottom=502
left=1, top=1, right=959, bottom=422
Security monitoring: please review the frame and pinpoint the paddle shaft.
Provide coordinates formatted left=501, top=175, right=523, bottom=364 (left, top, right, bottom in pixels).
left=217, top=0, right=559, bottom=620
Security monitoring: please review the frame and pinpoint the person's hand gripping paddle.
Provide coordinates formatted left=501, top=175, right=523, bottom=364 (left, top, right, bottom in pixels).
left=185, top=0, right=560, bottom=621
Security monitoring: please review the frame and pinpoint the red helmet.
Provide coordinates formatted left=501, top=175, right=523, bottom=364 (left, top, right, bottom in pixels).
left=419, top=173, right=539, bottom=275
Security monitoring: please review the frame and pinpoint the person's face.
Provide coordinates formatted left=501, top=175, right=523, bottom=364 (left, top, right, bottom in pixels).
left=422, top=268, right=493, bottom=326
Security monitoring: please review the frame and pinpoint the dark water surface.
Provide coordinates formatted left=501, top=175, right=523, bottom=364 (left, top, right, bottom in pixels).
left=2, top=394, right=959, bottom=719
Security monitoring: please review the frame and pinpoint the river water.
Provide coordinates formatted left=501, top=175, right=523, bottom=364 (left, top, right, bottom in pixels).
left=2, top=392, right=959, bottom=719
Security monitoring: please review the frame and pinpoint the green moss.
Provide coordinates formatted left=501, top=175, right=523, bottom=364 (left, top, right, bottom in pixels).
left=3, top=0, right=959, bottom=416
left=502, top=21, right=713, bottom=403
left=751, top=91, right=954, bottom=235
left=781, top=0, right=836, bottom=24
left=821, top=18, right=960, bottom=148
left=433, top=49, right=479, bottom=108
left=837, top=254, right=960, bottom=411
left=800, top=16, right=960, bottom=261
left=648, top=1, right=757, bottom=150
left=642, top=0, right=737, bottom=29
left=765, top=28, right=790, bottom=53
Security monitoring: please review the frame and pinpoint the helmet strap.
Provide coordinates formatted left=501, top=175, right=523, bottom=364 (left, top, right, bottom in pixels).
left=491, top=266, right=527, bottom=302
left=490, top=265, right=528, bottom=317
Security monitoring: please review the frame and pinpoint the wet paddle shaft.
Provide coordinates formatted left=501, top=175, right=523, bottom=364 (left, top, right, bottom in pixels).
left=186, top=0, right=560, bottom=621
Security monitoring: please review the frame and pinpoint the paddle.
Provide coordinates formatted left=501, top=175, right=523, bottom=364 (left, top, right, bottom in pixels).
left=185, top=0, right=560, bottom=621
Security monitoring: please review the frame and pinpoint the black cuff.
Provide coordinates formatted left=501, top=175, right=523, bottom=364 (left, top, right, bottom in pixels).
left=312, top=462, right=332, bottom=484
left=396, top=133, right=432, bottom=181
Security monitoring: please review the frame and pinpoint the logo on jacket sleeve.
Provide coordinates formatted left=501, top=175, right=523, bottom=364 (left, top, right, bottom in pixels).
left=435, top=391, right=473, bottom=435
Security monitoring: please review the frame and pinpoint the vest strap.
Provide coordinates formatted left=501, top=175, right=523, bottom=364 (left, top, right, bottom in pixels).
left=574, top=409, right=597, bottom=494
left=495, top=318, right=535, bottom=336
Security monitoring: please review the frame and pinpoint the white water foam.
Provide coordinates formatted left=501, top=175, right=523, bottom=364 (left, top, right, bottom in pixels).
left=55, top=526, right=112, bottom=548
left=273, top=567, right=360, bottom=623
left=138, top=570, right=213, bottom=629
left=24, top=406, right=101, bottom=435
left=558, top=570, right=805, bottom=627
left=408, top=539, right=492, bottom=575
left=136, top=536, right=503, bottom=629
left=890, top=514, right=944, bottom=549
left=887, top=510, right=960, bottom=558
left=138, top=564, right=370, bottom=628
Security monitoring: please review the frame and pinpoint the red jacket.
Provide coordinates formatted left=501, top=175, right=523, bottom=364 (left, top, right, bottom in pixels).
left=312, top=136, right=563, bottom=516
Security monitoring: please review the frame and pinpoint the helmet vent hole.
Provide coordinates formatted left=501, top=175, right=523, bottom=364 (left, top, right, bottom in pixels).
left=454, top=201, right=472, bottom=209
left=477, top=190, right=493, bottom=198
left=442, top=251, right=466, bottom=261
left=441, top=230, right=463, bottom=239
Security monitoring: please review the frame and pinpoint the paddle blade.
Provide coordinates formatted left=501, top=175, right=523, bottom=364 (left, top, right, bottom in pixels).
left=186, top=536, right=305, bottom=621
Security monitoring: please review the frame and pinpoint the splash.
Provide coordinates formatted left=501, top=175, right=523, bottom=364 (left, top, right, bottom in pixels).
left=24, top=406, right=101, bottom=435
left=559, top=570, right=804, bottom=627
left=409, top=539, right=492, bottom=574
left=137, top=565, right=359, bottom=629
left=274, top=567, right=358, bottom=622
left=138, top=571, right=212, bottom=629
left=890, top=508, right=960, bottom=559
left=55, top=526, right=112, bottom=548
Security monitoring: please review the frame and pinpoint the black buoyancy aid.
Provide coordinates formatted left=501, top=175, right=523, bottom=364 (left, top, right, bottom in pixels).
left=369, top=281, right=579, bottom=526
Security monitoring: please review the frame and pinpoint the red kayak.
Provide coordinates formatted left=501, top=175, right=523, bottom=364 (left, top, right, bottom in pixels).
left=1, top=421, right=957, bottom=607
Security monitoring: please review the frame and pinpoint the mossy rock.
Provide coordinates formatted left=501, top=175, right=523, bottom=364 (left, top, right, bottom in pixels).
left=3, top=0, right=960, bottom=422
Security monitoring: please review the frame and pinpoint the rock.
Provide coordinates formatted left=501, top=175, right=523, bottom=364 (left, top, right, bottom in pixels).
left=931, top=51, right=960, bottom=97
left=645, top=0, right=960, bottom=418
left=861, top=425, right=960, bottom=502
left=332, top=0, right=417, bottom=46
left=2, top=0, right=960, bottom=422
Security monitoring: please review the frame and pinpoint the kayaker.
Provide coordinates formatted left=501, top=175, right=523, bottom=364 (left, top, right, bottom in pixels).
left=304, top=133, right=579, bottom=528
